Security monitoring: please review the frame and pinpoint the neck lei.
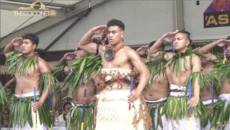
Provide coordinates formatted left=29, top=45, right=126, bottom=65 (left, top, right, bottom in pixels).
left=60, top=54, right=102, bottom=94
left=165, top=47, right=204, bottom=76
left=5, top=51, right=38, bottom=76
left=146, top=51, right=166, bottom=87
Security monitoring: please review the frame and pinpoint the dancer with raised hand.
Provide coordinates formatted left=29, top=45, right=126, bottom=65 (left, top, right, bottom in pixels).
left=78, top=19, right=151, bottom=130
left=4, top=34, right=59, bottom=130
left=54, top=48, right=100, bottom=130
left=149, top=30, right=208, bottom=130
left=193, top=36, right=230, bottom=129
left=137, top=42, right=171, bottom=130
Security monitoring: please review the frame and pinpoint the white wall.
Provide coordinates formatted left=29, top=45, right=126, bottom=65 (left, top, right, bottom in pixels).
left=37, top=0, right=229, bottom=51
left=37, top=0, right=174, bottom=51
left=37, top=17, right=78, bottom=49
left=184, top=0, right=230, bottom=41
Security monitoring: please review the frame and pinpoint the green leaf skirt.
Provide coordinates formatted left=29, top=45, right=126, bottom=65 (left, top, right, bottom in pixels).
left=147, top=101, right=165, bottom=130
left=8, top=96, right=52, bottom=129
left=211, top=98, right=230, bottom=129
left=161, top=96, right=206, bottom=122
left=66, top=102, right=95, bottom=130
left=0, top=87, right=9, bottom=130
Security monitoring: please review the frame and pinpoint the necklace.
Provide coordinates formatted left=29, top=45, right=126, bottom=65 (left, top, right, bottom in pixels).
left=104, top=44, right=126, bottom=61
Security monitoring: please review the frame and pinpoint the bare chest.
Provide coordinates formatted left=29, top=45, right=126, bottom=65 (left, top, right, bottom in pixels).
left=169, top=56, right=192, bottom=75
left=100, top=51, right=132, bottom=69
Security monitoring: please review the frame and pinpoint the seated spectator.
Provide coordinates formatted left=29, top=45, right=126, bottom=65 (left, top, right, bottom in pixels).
left=58, top=102, right=71, bottom=121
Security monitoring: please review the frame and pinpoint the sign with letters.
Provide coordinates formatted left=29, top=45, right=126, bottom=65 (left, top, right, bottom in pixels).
left=204, top=0, right=230, bottom=28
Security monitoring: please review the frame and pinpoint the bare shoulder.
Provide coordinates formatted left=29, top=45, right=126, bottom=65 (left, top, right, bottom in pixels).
left=38, top=57, right=51, bottom=73
left=124, top=46, right=137, bottom=56
left=191, top=54, right=201, bottom=67
left=192, top=54, right=201, bottom=61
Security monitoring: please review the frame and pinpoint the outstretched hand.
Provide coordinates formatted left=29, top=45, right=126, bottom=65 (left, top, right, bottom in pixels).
left=216, top=39, right=230, bottom=47
left=136, top=45, right=149, bottom=56
left=32, top=101, right=43, bottom=112
left=161, top=32, right=176, bottom=43
left=10, top=37, right=23, bottom=47
left=187, top=96, right=199, bottom=109
left=127, top=90, right=141, bottom=103
left=90, top=25, right=107, bottom=34
left=50, top=109, right=56, bottom=116
left=63, top=52, right=76, bottom=60
left=81, top=97, right=91, bottom=105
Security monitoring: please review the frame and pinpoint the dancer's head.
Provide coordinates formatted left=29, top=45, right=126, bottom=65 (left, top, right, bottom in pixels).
left=227, top=36, right=230, bottom=40
left=74, top=47, right=87, bottom=60
left=173, top=30, right=192, bottom=52
left=106, top=19, right=125, bottom=45
left=63, top=102, right=71, bottom=114
left=2, top=109, right=10, bottom=120
left=21, top=33, right=39, bottom=55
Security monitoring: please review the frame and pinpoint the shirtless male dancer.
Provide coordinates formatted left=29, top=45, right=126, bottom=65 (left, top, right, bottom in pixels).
left=193, top=47, right=220, bottom=130
left=56, top=48, right=99, bottom=130
left=4, top=34, right=57, bottom=130
left=137, top=42, right=170, bottom=130
left=150, top=31, right=204, bottom=130
left=78, top=19, right=151, bottom=130
left=192, top=37, right=230, bottom=130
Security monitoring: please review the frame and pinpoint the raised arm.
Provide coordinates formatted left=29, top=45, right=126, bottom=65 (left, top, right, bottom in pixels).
left=195, top=40, right=230, bottom=61
left=126, top=48, right=150, bottom=103
left=56, top=52, right=77, bottom=75
left=187, top=55, right=202, bottom=109
left=78, top=25, right=107, bottom=55
left=149, top=32, right=175, bottom=60
left=197, top=39, right=230, bottom=55
left=193, top=47, right=218, bottom=61
left=136, top=45, right=149, bottom=56
left=4, top=37, right=23, bottom=57
left=5, top=78, right=15, bottom=88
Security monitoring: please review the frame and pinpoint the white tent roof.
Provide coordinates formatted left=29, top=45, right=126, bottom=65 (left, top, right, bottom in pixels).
left=0, top=0, right=82, bottom=38
left=0, top=0, right=110, bottom=51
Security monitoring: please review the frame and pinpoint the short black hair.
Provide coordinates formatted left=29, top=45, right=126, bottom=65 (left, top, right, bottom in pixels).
left=35, top=48, right=46, bottom=60
left=4, top=109, right=10, bottom=114
left=148, top=41, right=156, bottom=48
left=148, top=41, right=165, bottom=50
left=107, top=19, right=125, bottom=31
left=227, top=36, right=230, bottom=40
left=21, top=33, right=39, bottom=48
left=177, top=30, right=192, bottom=44
left=63, top=102, right=71, bottom=109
